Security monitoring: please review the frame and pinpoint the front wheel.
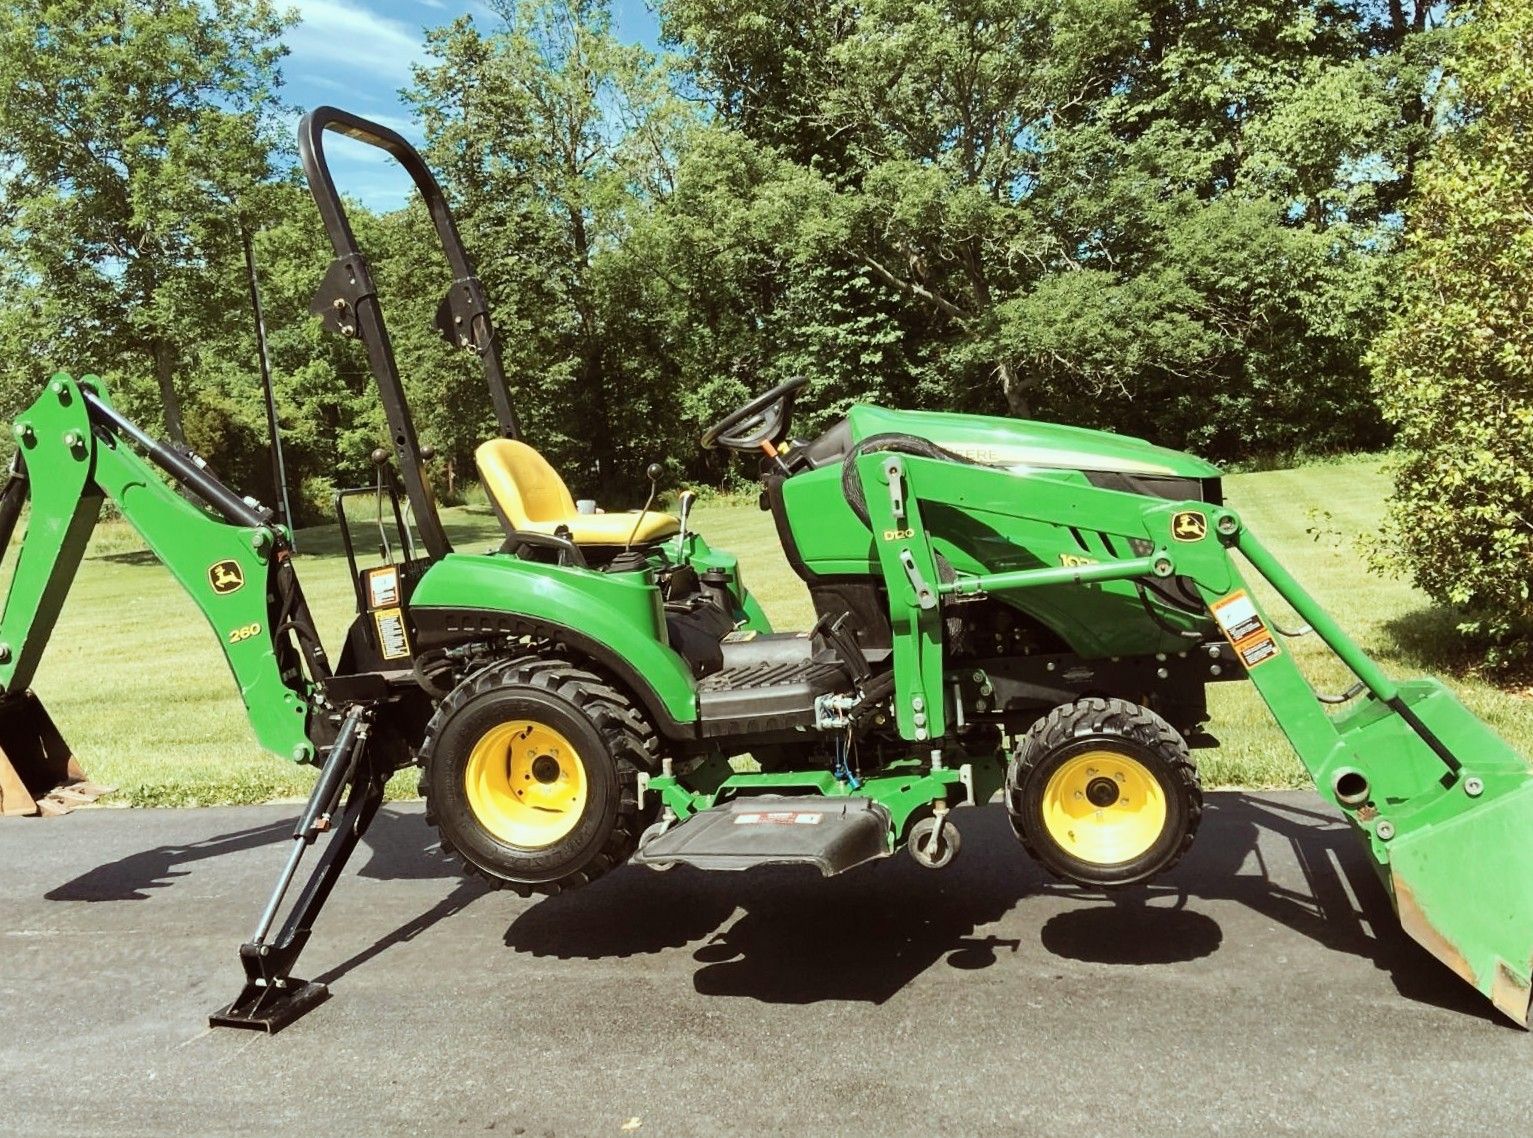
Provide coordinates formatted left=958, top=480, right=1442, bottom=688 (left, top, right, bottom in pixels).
left=1006, top=697, right=1201, bottom=888
left=418, top=656, right=657, bottom=895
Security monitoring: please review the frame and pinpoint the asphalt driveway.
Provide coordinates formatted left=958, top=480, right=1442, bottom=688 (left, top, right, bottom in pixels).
left=2, top=792, right=1528, bottom=1137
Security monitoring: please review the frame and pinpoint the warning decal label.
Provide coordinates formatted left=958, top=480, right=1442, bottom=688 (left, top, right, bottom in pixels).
left=367, top=566, right=401, bottom=609
left=1210, top=590, right=1280, bottom=669
left=373, top=606, right=412, bottom=660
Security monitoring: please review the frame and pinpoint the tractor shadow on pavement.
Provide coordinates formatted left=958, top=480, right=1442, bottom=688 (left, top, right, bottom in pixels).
left=45, top=817, right=297, bottom=901
left=39, top=795, right=1499, bottom=1021
left=503, top=795, right=1498, bottom=1021
left=42, top=808, right=494, bottom=990
left=44, top=807, right=465, bottom=903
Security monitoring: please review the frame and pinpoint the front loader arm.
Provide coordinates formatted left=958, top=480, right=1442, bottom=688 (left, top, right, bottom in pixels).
left=858, top=449, right=1533, bottom=1025
left=1, top=374, right=316, bottom=766
left=854, top=450, right=1227, bottom=740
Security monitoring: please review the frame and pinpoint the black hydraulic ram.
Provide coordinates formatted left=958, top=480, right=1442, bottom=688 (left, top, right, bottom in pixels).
left=80, top=388, right=269, bottom=530
left=210, top=704, right=387, bottom=1033
left=0, top=454, right=28, bottom=555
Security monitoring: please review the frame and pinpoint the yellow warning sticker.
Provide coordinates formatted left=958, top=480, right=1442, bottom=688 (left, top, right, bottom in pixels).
left=366, top=565, right=401, bottom=609
left=1210, top=589, right=1280, bottom=669
left=373, top=606, right=412, bottom=661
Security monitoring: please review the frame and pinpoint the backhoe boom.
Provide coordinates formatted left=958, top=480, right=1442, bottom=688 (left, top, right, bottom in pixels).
left=0, top=373, right=320, bottom=820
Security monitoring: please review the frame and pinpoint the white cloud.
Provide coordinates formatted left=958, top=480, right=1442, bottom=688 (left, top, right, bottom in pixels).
left=284, top=0, right=428, bottom=83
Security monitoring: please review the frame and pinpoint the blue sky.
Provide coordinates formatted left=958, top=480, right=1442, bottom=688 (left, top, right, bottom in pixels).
left=278, top=1, right=661, bottom=209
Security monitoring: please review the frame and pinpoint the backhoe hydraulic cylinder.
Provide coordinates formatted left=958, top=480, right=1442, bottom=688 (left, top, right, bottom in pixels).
left=0, top=455, right=26, bottom=555
left=80, top=389, right=268, bottom=530
left=252, top=707, right=366, bottom=944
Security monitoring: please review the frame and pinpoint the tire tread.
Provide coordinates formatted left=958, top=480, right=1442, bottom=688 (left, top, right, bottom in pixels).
left=417, top=654, right=658, bottom=896
left=1005, top=696, right=1202, bottom=886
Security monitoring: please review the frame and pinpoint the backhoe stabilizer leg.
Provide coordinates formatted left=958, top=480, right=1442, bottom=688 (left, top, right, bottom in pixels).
left=210, top=705, right=385, bottom=1033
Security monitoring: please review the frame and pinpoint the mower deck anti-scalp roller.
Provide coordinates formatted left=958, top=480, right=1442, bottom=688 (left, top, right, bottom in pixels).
left=3, top=105, right=1531, bottom=1032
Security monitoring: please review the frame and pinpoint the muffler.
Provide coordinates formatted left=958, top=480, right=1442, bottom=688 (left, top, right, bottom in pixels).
left=0, top=691, right=111, bottom=816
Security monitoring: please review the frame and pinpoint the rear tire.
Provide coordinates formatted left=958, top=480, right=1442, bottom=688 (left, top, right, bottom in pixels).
left=418, top=655, right=657, bottom=895
left=1006, top=697, right=1201, bottom=888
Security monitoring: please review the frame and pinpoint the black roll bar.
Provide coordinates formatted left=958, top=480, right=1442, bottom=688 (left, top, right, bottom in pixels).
left=297, top=106, right=524, bottom=562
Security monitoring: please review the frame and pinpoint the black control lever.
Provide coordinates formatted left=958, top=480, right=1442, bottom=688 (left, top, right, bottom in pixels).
left=624, top=463, right=664, bottom=551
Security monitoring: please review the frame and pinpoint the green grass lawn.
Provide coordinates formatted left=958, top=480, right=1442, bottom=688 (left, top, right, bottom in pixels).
left=12, top=454, right=1527, bottom=805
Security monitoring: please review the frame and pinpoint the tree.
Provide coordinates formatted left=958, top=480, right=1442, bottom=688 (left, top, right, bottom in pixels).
left=0, top=0, right=292, bottom=439
left=660, top=0, right=1442, bottom=456
left=408, top=0, right=696, bottom=499
left=1371, top=0, right=1533, bottom=665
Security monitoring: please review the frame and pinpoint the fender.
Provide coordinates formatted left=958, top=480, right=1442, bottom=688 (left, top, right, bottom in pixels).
left=408, top=552, right=699, bottom=737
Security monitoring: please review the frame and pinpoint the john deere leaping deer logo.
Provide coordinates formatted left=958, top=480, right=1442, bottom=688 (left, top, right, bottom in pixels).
left=208, top=559, right=245, bottom=595
left=1172, top=511, right=1208, bottom=542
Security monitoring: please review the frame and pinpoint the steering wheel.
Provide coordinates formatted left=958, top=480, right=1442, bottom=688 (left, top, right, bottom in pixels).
left=700, top=376, right=811, bottom=452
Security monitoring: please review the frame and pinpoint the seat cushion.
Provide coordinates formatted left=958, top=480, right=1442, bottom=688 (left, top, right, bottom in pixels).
left=475, top=438, right=679, bottom=546
left=476, top=439, right=578, bottom=525
left=518, top=511, right=679, bottom=546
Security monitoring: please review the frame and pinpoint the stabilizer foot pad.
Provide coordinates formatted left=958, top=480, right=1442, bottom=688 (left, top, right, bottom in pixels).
left=209, top=979, right=330, bottom=1034
left=633, top=795, right=891, bottom=876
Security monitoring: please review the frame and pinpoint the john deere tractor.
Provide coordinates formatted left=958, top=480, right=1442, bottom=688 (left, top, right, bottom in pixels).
left=4, top=108, right=1533, bottom=1033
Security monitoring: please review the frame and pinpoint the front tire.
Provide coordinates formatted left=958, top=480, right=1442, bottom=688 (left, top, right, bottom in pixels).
left=1006, top=697, right=1201, bottom=888
left=419, top=656, right=656, bottom=895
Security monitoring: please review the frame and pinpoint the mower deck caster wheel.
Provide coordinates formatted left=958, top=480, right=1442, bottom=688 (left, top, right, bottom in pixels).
left=908, top=815, right=960, bottom=869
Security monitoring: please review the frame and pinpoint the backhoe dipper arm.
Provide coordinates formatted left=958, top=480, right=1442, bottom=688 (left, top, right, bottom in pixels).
left=1, top=374, right=318, bottom=765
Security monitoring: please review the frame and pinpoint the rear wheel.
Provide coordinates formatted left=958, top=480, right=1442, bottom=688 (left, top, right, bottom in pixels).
left=1006, top=697, right=1201, bottom=887
left=419, top=655, right=656, bottom=895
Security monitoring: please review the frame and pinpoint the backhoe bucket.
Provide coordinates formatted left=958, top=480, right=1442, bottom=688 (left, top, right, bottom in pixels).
left=0, top=691, right=111, bottom=817
left=1332, top=679, right=1533, bottom=1026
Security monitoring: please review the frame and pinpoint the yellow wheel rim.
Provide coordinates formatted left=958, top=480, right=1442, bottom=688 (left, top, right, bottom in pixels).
left=464, top=720, right=588, bottom=849
left=1040, top=749, right=1167, bottom=865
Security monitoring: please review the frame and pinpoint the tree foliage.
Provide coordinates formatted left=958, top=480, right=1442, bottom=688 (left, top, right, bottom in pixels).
left=657, top=0, right=1441, bottom=459
left=0, top=0, right=292, bottom=441
left=0, top=0, right=1464, bottom=520
left=406, top=0, right=697, bottom=499
left=1372, top=0, right=1533, bottom=664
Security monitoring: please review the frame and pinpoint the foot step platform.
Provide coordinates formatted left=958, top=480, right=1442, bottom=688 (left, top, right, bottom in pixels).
left=633, top=795, right=891, bottom=876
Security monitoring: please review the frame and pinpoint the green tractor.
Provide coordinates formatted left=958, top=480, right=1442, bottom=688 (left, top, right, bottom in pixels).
left=4, top=107, right=1533, bottom=1033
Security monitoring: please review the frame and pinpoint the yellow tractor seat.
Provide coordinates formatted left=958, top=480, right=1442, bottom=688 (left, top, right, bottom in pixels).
left=475, top=439, right=680, bottom=546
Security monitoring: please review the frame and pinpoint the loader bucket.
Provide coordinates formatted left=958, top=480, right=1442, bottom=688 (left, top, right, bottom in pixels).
left=1332, top=679, right=1533, bottom=1026
left=0, top=691, right=111, bottom=817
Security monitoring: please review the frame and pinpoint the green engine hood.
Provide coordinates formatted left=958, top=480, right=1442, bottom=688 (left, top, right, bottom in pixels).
left=846, top=405, right=1221, bottom=480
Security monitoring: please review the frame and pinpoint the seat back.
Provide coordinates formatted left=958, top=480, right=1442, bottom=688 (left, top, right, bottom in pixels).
left=475, top=439, right=579, bottom=530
